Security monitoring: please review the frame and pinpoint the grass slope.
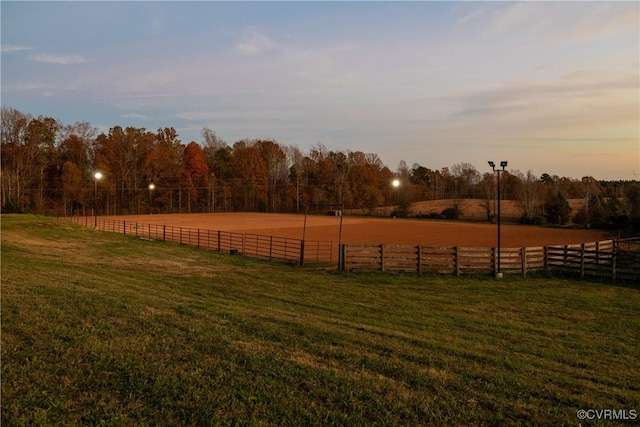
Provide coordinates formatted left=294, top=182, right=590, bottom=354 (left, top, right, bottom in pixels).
left=2, top=215, right=639, bottom=426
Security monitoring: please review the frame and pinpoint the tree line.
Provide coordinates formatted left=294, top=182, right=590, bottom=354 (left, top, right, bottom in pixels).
left=2, top=106, right=639, bottom=231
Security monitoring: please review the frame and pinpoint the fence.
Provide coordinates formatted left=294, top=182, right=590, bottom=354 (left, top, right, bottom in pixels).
left=339, top=239, right=640, bottom=284
left=65, top=216, right=333, bottom=265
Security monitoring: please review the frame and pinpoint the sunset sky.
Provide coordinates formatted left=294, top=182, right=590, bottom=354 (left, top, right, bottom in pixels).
left=2, top=1, right=638, bottom=180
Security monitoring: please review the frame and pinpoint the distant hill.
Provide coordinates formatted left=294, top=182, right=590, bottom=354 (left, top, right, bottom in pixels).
left=347, top=198, right=586, bottom=222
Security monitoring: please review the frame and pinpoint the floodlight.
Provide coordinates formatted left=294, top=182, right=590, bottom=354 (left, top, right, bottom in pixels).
left=94, top=172, right=103, bottom=180
left=500, top=161, right=508, bottom=168
left=149, top=184, right=155, bottom=190
left=392, top=179, right=400, bottom=187
left=488, top=161, right=495, bottom=168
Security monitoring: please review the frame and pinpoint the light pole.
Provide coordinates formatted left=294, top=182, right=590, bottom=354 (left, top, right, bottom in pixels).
left=93, top=172, right=102, bottom=228
left=488, top=161, right=507, bottom=278
left=391, top=179, right=400, bottom=217
left=148, top=183, right=155, bottom=214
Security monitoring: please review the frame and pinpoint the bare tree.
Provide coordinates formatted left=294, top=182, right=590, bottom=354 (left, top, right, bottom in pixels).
left=514, top=170, right=543, bottom=223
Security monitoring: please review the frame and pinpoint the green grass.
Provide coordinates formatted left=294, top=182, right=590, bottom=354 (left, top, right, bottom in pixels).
left=2, top=214, right=639, bottom=426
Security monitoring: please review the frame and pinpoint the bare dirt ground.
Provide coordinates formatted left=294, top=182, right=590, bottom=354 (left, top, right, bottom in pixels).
left=111, top=212, right=608, bottom=248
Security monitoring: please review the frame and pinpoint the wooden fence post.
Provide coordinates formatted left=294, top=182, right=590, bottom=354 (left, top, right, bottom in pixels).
left=521, top=247, right=527, bottom=278
left=455, top=247, right=460, bottom=276
left=491, top=247, right=497, bottom=276
left=299, top=240, right=305, bottom=266
left=544, top=246, right=548, bottom=271
left=417, top=245, right=422, bottom=274
left=380, top=244, right=385, bottom=272
left=580, top=243, right=585, bottom=279
left=612, top=240, right=617, bottom=284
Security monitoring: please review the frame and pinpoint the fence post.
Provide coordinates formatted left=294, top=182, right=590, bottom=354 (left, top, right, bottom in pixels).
left=270, top=236, right=273, bottom=260
left=491, top=247, right=497, bottom=276
left=197, top=229, right=201, bottom=248
left=612, top=240, right=617, bottom=284
left=380, top=244, right=385, bottom=272
left=299, top=240, right=305, bottom=266
left=521, top=247, right=527, bottom=277
left=217, top=230, right=221, bottom=251
left=544, top=246, right=548, bottom=271
left=580, top=243, right=585, bottom=279
left=455, top=246, right=460, bottom=276
left=163, top=225, right=166, bottom=241
left=417, top=245, right=422, bottom=274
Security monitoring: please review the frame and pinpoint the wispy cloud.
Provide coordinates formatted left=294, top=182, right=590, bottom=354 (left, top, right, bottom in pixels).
left=1, top=44, right=31, bottom=53
left=1, top=82, right=53, bottom=92
left=233, top=30, right=281, bottom=56
left=478, top=2, right=638, bottom=45
left=120, top=113, right=149, bottom=120
left=31, top=53, right=88, bottom=64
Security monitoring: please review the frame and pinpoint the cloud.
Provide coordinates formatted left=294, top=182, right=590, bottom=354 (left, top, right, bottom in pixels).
left=478, top=2, right=639, bottom=45
left=1, top=82, right=53, bottom=92
left=31, top=53, right=88, bottom=64
left=119, top=113, right=149, bottom=120
left=233, top=30, right=281, bottom=56
left=1, top=44, right=31, bottom=53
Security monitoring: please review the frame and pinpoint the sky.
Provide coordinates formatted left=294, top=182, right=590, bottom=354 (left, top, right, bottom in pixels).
left=1, top=1, right=639, bottom=181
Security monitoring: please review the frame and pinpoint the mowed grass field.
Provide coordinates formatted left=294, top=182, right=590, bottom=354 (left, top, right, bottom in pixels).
left=2, top=215, right=639, bottom=426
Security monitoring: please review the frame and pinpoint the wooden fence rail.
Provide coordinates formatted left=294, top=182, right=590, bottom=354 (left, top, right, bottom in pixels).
left=64, top=216, right=332, bottom=265
left=339, top=239, right=639, bottom=284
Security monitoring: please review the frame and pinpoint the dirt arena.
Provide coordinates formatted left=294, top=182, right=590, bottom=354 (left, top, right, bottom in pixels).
left=111, top=213, right=608, bottom=248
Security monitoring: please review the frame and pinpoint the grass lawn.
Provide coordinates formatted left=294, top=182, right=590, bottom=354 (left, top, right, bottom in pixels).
left=2, top=214, right=639, bottom=426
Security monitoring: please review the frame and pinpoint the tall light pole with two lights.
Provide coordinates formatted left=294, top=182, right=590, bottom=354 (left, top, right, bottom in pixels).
left=488, top=161, right=507, bottom=278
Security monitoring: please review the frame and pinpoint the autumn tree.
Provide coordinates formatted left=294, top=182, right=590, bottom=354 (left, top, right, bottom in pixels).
left=61, top=161, right=83, bottom=215
left=254, top=139, right=287, bottom=213
left=1, top=106, right=31, bottom=211
left=145, top=127, right=183, bottom=213
left=24, top=115, right=61, bottom=212
left=409, top=164, right=436, bottom=201
left=232, top=140, right=268, bottom=211
left=94, top=126, right=155, bottom=214
left=347, top=151, right=388, bottom=213
left=181, top=141, right=210, bottom=212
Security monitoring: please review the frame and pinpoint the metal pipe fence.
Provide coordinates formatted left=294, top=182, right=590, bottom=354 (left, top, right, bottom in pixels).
left=64, top=216, right=333, bottom=265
